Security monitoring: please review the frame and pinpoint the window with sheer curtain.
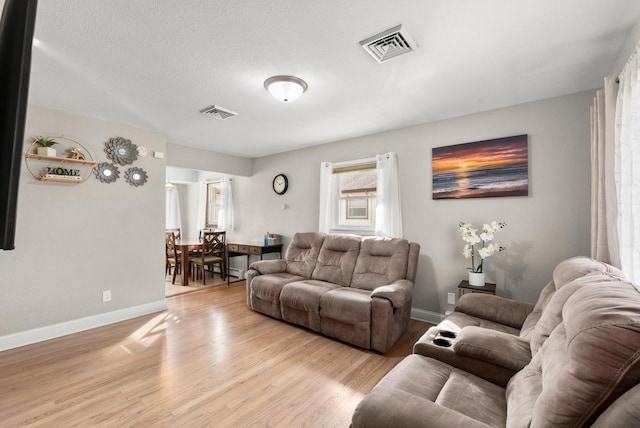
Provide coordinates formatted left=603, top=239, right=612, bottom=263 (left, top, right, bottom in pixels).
left=615, top=45, right=640, bottom=285
left=197, top=178, right=234, bottom=232
left=336, top=161, right=377, bottom=232
left=592, top=42, right=640, bottom=287
left=319, top=153, right=403, bottom=237
left=206, top=182, right=222, bottom=228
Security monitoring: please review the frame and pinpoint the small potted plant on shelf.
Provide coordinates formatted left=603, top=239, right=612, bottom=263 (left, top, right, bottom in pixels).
left=34, top=136, right=58, bottom=157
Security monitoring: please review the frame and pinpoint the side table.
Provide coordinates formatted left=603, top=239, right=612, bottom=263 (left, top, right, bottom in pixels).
left=458, top=280, right=496, bottom=298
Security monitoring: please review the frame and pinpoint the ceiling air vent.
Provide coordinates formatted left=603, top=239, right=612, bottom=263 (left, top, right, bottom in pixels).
left=359, top=24, right=416, bottom=63
left=200, top=105, right=238, bottom=120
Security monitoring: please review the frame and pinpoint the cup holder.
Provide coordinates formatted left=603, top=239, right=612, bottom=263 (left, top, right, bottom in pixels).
left=432, top=338, right=451, bottom=347
left=439, top=330, right=457, bottom=339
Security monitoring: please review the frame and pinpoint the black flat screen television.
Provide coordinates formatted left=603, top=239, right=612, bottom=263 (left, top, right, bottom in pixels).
left=0, top=0, right=38, bottom=250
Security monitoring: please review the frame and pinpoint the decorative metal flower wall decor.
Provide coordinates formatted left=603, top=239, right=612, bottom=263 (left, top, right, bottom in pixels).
left=94, top=162, right=120, bottom=183
left=105, top=137, right=138, bottom=165
left=125, top=167, right=148, bottom=187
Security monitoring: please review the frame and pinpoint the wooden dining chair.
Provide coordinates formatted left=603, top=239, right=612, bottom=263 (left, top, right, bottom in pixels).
left=208, top=231, right=226, bottom=277
left=166, top=227, right=181, bottom=240
left=166, top=227, right=187, bottom=259
left=165, top=231, right=182, bottom=284
left=190, top=231, right=226, bottom=284
left=198, top=228, right=215, bottom=242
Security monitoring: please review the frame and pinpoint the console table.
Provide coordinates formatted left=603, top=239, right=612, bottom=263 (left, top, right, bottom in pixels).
left=227, top=243, right=283, bottom=285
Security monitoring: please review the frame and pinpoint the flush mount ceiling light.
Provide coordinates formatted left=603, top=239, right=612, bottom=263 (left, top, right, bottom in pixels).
left=264, top=75, right=308, bottom=103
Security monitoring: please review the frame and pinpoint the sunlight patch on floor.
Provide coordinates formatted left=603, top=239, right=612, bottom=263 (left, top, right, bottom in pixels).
left=128, top=312, right=171, bottom=346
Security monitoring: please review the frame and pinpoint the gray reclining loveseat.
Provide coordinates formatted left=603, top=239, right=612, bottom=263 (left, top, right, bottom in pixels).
left=246, top=232, right=420, bottom=353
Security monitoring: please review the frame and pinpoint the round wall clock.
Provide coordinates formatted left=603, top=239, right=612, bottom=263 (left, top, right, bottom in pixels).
left=272, top=174, right=288, bottom=195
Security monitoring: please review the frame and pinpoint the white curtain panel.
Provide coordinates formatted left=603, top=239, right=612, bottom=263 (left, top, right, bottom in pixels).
left=615, top=45, right=640, bottom=285
left=218, top=178, right=235, bottom=231
left=165, top=186, right=182, bottom=231
left=375, top=152, right=403, bottom=238
left=590, top=77, right=619, bottom=265
left=195, top=180, right=207, bottom=231
left=318, top=162, right=334, bottom=233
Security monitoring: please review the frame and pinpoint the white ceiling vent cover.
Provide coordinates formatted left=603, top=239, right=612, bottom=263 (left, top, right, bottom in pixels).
left=200, top=105, right=238, bottom=120
left=359, top=25, right=416, bottom=63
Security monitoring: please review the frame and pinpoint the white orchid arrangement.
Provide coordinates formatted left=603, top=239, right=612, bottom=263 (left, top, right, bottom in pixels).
left=459, top=221, right=506, bottom=273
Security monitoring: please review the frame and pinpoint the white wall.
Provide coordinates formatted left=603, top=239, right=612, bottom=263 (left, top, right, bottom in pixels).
left=231, top=91, right=593, bottom=315
left=0, top=105, right=166, bottom=336
left=166, top=142, right=252, bottom=177
left=166, top=165, right=198, bottom=183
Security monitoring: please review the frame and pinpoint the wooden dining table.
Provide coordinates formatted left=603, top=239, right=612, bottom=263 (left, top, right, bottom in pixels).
left=174, top=238, right=203, bottom=286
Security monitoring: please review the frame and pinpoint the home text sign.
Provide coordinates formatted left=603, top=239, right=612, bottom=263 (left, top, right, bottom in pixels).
left=46, top=167, right=81, bottom=177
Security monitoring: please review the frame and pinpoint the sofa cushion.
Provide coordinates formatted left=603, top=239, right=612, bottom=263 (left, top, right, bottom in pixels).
left=284, top=232, right=325, bottom=278
left=351, top=236, right=409, bottom=291
left=320, top=287, right=371, bottom=325
left=249, top=272, right=306, bottom=319
left=592, top=383, right=640, bottom=427
left=519, top=280, right=555, bottom=340
left=280, top=280, right=339, bottom=331
left=320, top=288, right=372, bottom=348
left=523, top=258, right=631, bottom=355
left=506, top=280, right=640, bottom=427
left=311, top=234, right=361, bottom=287
left=552, top=256, right=626, bottom=287
left=352, top=354, right=507, bottom=428
left=520, top=257, right=628, bottom=342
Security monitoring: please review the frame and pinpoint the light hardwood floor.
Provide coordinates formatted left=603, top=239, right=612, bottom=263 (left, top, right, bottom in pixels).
left=0, top=283, right=429, bottom=427
left=165, top=274, right=229, bottom=297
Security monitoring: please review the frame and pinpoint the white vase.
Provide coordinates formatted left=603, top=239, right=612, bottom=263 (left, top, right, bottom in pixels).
left=37, top=147, right=56, bottom=157
left=468, top=272, right=485, bottom=287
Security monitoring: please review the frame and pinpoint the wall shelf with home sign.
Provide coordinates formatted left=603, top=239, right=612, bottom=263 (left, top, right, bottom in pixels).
left=24, top=136, right=97, bottom=184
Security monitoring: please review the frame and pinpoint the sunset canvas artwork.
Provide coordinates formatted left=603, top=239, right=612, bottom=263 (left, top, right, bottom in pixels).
left=432, top=135, right=528, bottom=199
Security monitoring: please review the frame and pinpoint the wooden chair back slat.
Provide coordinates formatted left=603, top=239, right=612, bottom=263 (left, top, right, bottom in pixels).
left=166, top=228, right=181, bottom=240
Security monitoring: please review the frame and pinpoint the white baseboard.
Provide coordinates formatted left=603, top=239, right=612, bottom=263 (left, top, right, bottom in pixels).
left=228, top=267, right=245, bottom=280
left=0, top=300, right=167, bottom=352
left=411, top=308, right=445, bottom=324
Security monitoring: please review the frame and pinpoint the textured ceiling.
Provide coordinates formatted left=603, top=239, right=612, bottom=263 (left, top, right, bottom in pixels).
left=27, top=0, right=640, bottom=158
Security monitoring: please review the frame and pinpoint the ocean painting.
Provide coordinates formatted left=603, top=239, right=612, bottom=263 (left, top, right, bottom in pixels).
left=432, top=135, right=528, bottom=199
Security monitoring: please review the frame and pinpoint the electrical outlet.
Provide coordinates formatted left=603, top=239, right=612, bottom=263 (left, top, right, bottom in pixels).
left=102, top=290, right=112, bottom=302
left=447, top=292, right=456, bottom=305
